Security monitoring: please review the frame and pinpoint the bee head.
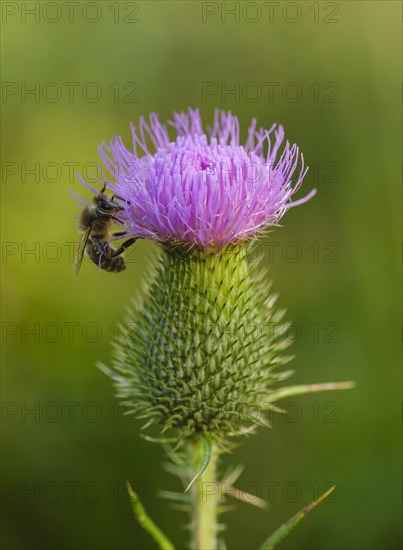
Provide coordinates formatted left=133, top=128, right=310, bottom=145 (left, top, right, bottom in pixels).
left=94, top=193, right=123, bottom=215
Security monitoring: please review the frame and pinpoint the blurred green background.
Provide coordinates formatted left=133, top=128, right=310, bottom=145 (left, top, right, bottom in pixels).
left=1, top=1, right=400, bottom=549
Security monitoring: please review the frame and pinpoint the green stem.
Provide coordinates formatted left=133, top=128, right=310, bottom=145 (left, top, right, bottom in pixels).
left=191, top=439, right=219, bottom=550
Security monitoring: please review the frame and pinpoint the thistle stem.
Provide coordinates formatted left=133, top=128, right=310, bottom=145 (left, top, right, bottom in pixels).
left=191, top=439, right=218, bottom=550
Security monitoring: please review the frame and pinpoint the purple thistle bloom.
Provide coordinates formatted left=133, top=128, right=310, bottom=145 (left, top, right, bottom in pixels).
left=77, top=108, right=315, bottom=251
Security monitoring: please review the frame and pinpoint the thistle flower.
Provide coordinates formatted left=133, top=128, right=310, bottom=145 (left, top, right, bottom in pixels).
left=76, top=108, right=317, bottom=437
left=79, top=108, right=315, bottom=251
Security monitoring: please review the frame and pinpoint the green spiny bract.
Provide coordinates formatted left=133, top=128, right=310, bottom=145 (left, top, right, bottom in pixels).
left=110, top=243, right=293, bottom=437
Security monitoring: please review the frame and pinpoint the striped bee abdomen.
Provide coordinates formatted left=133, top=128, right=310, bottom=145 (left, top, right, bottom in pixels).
left=102, top=256, right=126, bottom=272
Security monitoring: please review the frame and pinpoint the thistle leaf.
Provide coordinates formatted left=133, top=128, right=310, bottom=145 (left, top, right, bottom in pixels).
left=126, top=481, right=175, bottom=550
left=184, top=435, right=212, bottom=492
left=263, top=381, right=355, bottom=405
left=258, top=486, right=336, bottom=550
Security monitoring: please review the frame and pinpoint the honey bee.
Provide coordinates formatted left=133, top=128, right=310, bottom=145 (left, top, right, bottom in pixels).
left=74, top=185, right=136, bottom=274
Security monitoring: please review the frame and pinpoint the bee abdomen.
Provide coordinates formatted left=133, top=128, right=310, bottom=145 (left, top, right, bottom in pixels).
left=103, top=257, right=126, bottom=272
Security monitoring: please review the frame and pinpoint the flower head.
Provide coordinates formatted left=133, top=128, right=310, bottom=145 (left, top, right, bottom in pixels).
left=77, top=109, right=314, bottom=251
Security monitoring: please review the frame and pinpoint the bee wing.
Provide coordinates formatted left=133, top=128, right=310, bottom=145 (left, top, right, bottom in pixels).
left=74, top=227, right=92, bottom=275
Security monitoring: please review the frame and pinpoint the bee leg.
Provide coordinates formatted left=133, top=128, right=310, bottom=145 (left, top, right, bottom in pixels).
left=112, top=194, right=131, bottom=205
left=113, top=231, right=127, bottom=237
left=111, top=216, right=124, bottom=225
left=92, top=236, right=106, bottom=253
left=109, top=238, right=137, bottom=257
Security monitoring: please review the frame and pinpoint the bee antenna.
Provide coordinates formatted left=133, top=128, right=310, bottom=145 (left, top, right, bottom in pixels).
left=100, top=183, right=106, bottom=194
